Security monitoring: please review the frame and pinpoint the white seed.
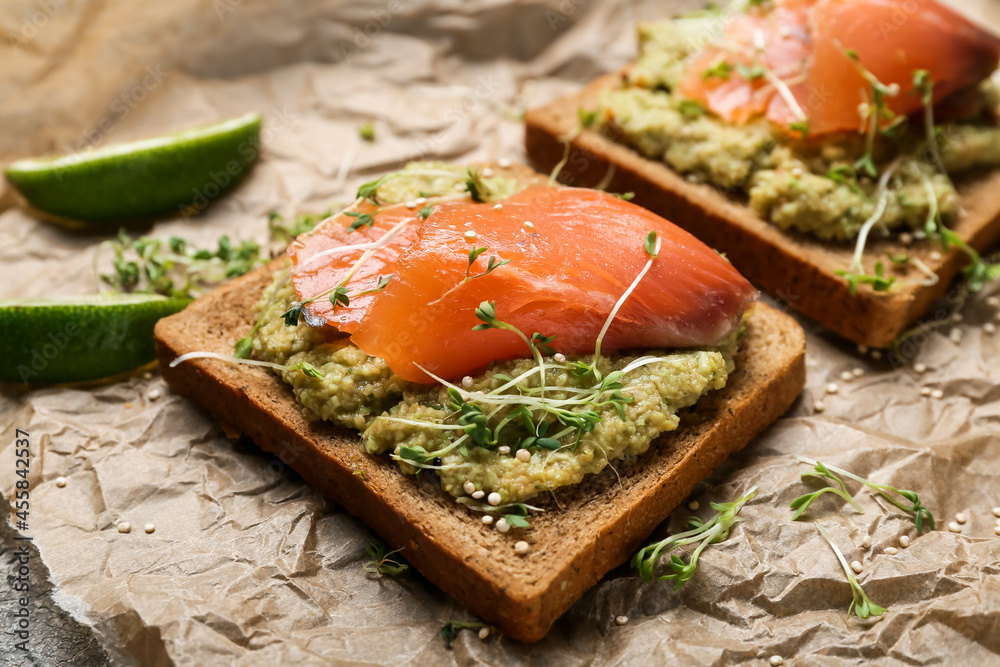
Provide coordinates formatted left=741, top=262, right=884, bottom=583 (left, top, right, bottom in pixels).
left=770, top=657, right=785, bottom=666
left=993, top=507, right=1000, bottom=518
left=554, top=353, right=566, bottom=363
left=496, top=518, right=510, bottom=533
left=840, top=370, right=854, bottom=382
left=488, top=492, right=502, bottom=506
left=871, top=350, right=883, bottom=360
left=498, top=158, right=511, bottom=168
left=899, top=232, right=913, bottom=246
left=995, top=311, right=1000, bottom=323
left=523, top=220, right=535, bottom=231
left=462, top=376, right=474, bottom=388
left=615, top=615, right=630, bottom=626
left=851, top=560, right=863, bottom=574
left=464, top=230, right=478, bottom=241
left=826, top=382, right=839, bottom=395
left=852, top=368, right=864, bottom=378
left=813, top=400, right=826, bottom=413
left=405, top=200, right=417, bottom=209
left=146, top=388, right=161, bottom=401
left=930, top=250, right=943, bottom=261
left=481, top=167, right=495, bottom=177
left=914, top=363, right=927, bottom=373
left=920, top=387, right=932, bottom=396
left=55, top=476, right=67, bottom=488
left=514, top=540, right=529, bottom=555
left=142, top=372, right=152, bottom=380
left=984, top=323, right=997, bottom=335
left=688, top=501, right=700, bottom=511
left=493, top=203, right=503, bottom=211
left=955, top=512, right=967, bottom=524
left=884, top=547, right=898, bottom=555
left=899, top=535, right=910, bottom=548
left=482, top=515, right=493, bottom=524
left=949, top=328, right=962, bottom=344
left=472, top=490, right=485, bottom=500
left=498, top=446, right=511, bottom=455
left=931, top=389, right=944, bottom=399
left=857, top=344, right=870, bottom=354
left=415, top=197, right=427, bottom=205
left=948, top=521, right=962, bottom=533
left=952, top=312, right=964, bottom=323
left=464, top=481, right=476, bottom=495
left=994, top=526, right=1000, bottom=536
left=516, top=449, right=531, bottom=463
left=144, top=523, right=155, bottom=534
left=987, top=296, right=1000, bottom=307
left=913, top=229, right=927, bottom=240
left=478, top=627, right=490, bottom=640
left=117, top=522, right=131, bottom=534
left=862, top=535, right=872, bottom=549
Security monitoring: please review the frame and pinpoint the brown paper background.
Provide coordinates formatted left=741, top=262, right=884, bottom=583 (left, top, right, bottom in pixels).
left=1, top=1, right=999, bottom=664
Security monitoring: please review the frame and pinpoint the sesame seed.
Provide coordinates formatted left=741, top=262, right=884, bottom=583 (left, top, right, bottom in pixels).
left=142, top=372, right=152, bottom=380
left=770, top=657, right=785, bottom=666
left=146, top=388, right=161, bottom=401
left=949, top=328, right=962, bottom=343
left=482, top=168, right=495, bottom=177
left=955, top=512, right=967, bottom=524
left=852, top=368, right=864, bottom=378
left=523, top=221, right=535, bottom=231
left=995, top=526, right=1000, bottom=536
left=482, top=515, right=493, bottom=524
left=993, top=507, right=1000, bottom=518
left=498, top=158, right=511, bottom=168
left=931, top=389, right=944, bottom=399
left=921, top=387, right=932, bottom=396
left=791, top=167, right=803, bottom=177
left=813, top=400, right=826, bottom=413
left=472, top=490, right=485, bottom=500
left=464, top=230, right=478, bottom=241
left=405, top=201, right=417, bottom=209
left=948, top=521, right=962, bottom=533
left=516, top=449, right=531, bottom=463
left=914, top=363, right=927, bottom=373
left=615, top=615, right=630, bottom=626
left=899, top=233, right=913, bottom=246
left=871, top=350, right=882, bottom=360
left=688, top=501, right=700, bottom=511
left=514, top=541, right=529, bottom=555
left=884, top=546, right=898, bottom=555
left=826, top=382, right=839, bottom=395
left=985, top=323, right=997, bottom=335
left=861, top=535, right=872, bottom=549
left=930, top=251, right=943, bottom=261
left=914, top=230, right=927, bottom=239
left=899, top=535, right=910, bottom=548
left=952, top=313, right=964, bottom=323
left=415, top=197, right=427, bottom=205
left=488, top=492, right=502, bottom=506
left=124, top=402, right=133, bottom=410
left=464, top=481, right=476, bottom=495
left=498, top=445, right=511, bottom=455
left=851, top=560, right=863, bottom=574
left=857, top=344, right=869, bottom=354
left=478, top=627, right=490, bottom=640
left=840, top=370, right=854, bottom=382
left=987, top=296, right=999, bottom=307
left=496, top=518, right=510, bottom=533
left=554, top=353, right=566, bottom=363
left=493, top=203, right=503, bottom=211
left=55, top=476, right=67, bottom=488
left=144, top=523, right=155, bottom=534
left=117, top=522, right=131, bottom=534
left=462, top=376, right=474, bottom=388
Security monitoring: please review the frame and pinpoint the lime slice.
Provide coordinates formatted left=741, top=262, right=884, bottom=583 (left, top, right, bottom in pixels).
left=0, top=294, right=191, bottom=384
left=4, top=113, right=262, bottom=225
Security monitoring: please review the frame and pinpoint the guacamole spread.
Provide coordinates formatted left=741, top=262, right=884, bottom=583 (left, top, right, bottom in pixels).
left=597, top=15, right=1000, bottom=241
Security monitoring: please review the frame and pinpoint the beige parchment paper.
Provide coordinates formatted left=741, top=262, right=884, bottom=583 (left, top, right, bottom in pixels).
left=1, top=0, right=999, bottom=664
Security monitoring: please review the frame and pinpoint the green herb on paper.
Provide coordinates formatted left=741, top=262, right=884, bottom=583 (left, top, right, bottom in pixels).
left=363, top=539, right=408, bottom=577
left=817, top=525, right=887, bottom=620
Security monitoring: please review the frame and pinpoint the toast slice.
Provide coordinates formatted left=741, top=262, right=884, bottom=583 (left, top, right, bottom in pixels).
left=155, top=253, right=805, bottom=644
left=525, top=73, right=1000, bottom=349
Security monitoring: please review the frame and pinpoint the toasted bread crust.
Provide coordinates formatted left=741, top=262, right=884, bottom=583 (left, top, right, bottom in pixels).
left=524, top=73, right=1000, bottom=348
left=155, top=229, right=805, bottom=644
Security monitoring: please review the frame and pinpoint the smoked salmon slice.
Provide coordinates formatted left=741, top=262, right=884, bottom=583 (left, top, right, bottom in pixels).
left=344, top=185, right=758, bottom=383
left=681, top=0, right=1000, bottom=136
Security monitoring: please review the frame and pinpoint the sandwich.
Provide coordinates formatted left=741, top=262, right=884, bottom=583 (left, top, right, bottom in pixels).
left=525, top=0, right=1000, bottom=349
left=155, top=161, right=805, bottom=641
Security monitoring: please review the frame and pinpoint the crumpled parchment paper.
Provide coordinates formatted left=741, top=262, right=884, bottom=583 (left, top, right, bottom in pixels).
left=2, top=0, right=1000, bottom=664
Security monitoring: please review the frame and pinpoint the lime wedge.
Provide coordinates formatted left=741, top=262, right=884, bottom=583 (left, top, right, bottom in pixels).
left=0, top=294, right=191, bottom=384
left=4, top=113, right=262, bottom=225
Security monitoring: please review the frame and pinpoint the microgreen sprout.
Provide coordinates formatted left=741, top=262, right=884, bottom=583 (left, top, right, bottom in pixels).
left=363, top=539, right=408, bottom=577
left=795, top=456, right=935, bottom=531
left=330, top=285, right=351, bottom=309
left=465, top=168, right=488, bottom=203
left=441, top=621, right=490, bottom=643
left=577, top=107, right=598, bottom=127
left=790, top=461, right=864, bottom=520
left=837, top=159, right=902, bottom=295
left=678, top=99, right=705, bottom=119
left=345, top=211, right=375, bottom=232
left=464, top=247, right=511, bottom=282
left=702, top=58, right=734, bottom=81
left=912, top=70, right=948, bottom=178
left=631, top=487, right=757, bottom=588
left=843, top=47, right=900, bottom=178
left=816, top=525, right=888, bottom=620
left=358, top=122, right=375, bottom=142
left=418, top=204, right=434, bottom=220
left=168, top=351, right=325, bottom=380
left=268, top=209, right=329, bottom=247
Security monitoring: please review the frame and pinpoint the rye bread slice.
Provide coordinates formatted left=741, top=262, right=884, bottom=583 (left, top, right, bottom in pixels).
left=524, top=73, right=1000, bottom=349
left=154, top=232, right=805, bottom=644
